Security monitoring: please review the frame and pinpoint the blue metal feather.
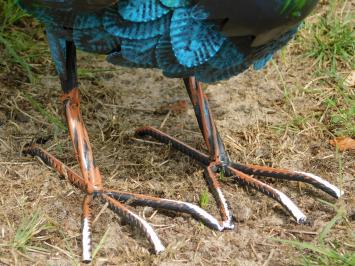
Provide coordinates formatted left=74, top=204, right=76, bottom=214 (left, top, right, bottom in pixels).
left=46, top=29, right=67, bottom=77
left=73, top=27, right=121, bottom=54
left=103, top=7, right=170, bottom=40
left=118, top=0, right=171, bottom=22
left=170, top=7, right=225, bottom=67
left=160, top=0, right=191, bottom=8
left=121, top=37, right=159, bottom=66
left=107, top=51, right=153, bottom=68
left=73, top=13, right=121, bottom=53
left=155, top=34, right=194, bottom=77
left=253, top=54, right=273, bottom=70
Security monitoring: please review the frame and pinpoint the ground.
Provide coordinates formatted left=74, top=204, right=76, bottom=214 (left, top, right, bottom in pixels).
left=0, top=0, right=354, bottom=265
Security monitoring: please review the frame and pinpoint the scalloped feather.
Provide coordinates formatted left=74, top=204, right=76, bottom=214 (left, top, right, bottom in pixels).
left=73, top=13, right=121, bottom=53
left=118, top=0, right=170, bottom=22
left=103, top=7, right=170, bottom=40
left=46, top=29, right=67, bottom=76
left=253, top=54, right=273, bottom=70
left=170, top=7, right=225, bottom=68
left=156, top=34, right=193, bottom=77
left=160, top=0, right=191, bottom=8
left=208, top=40, right=245, bottom=70
left=73, top=28, right=121, bottom=54
left=121, top=37, right=159, bottom=66
left=108, top=51, right=153, bottom=68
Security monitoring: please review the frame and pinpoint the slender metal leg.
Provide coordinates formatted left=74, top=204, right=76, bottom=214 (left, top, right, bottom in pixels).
left=182, top=77, right=234, bottom=228
left=61, top=88, right=103, bottom=193
left=183, top=77, right=229, bottom=165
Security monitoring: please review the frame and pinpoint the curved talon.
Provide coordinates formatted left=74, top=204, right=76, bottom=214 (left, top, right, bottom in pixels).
left=294, top=171, right=343, bottom=199
left=105, top=190, right=226, bottom=231
left=100, top=194, right=165, bottom=254
left=205, top=165, right=234, bottom=229
left=231, top=162, right=343, bottom=199
left=226, top=166, right=307, bottom=223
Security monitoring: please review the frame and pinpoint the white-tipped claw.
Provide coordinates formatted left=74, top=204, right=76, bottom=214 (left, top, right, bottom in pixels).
left=295, top=171, right=344, bottom=198
left=277, top=192, right=307, bottom=224
left=82, top=217, right=92, bottom=263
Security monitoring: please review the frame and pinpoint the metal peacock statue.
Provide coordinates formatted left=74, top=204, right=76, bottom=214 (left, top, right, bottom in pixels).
left=17, top=0, right=343, bottom=262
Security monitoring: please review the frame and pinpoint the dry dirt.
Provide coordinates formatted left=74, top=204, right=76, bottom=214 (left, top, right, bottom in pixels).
left=0, top=40, right=353, bottom=265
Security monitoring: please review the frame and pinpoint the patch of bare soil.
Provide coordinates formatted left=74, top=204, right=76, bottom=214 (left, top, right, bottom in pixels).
left=0, top=48, right=353, bottom=265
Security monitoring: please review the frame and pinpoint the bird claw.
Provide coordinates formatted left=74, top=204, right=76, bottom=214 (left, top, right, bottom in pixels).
left=136, top=126, right=343, bottom=225
left=23, top=145, right=229, bottom=260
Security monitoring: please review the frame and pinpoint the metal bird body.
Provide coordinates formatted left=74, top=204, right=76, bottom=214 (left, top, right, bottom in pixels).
left=18, top=0, right=318, bottom=82
left=16, top=0, right=343, bottom=262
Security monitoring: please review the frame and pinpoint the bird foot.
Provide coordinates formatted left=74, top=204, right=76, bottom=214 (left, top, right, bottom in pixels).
left=23, top=145, right=228, bottom=262
left=136, top=126, right=343, bottom=225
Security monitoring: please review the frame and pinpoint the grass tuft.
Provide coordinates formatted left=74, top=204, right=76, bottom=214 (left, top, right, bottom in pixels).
left=273, top=201, right=352, bottom=266
left=0, top=0, right=47, bottom=83
left=287, top=0, right=354, bottom=137
left=10, top=211, right=54, bottom=253
left=302, top=0, right=354, bottom=73
left=276, top=238, right=355, bottom=266
left=199, top=190, right=210, bottom=209
left=22, top=92, right=67, bottom=132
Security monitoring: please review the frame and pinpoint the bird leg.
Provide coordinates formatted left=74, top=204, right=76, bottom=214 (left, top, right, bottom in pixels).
left=61, top=87, right=103, bottom=193
left=136, top=77, right=343, bottom=225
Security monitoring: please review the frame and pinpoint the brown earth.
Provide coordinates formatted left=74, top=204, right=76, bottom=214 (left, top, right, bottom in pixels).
left=0, top=24, right=353, bottom=266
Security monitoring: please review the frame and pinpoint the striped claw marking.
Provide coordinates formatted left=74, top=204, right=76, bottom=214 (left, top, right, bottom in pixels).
left=231, top=163, right=344, bottom=199
left=226, top=166, right=307, bottom=224
left=205, top=165, right=234, bottom=229
left=100, top=194, right=165, bottom=254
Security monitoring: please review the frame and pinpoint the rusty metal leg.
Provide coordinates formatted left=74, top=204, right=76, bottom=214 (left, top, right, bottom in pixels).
left=183, top=77, right=234, bottom=228
left=61, top=88, right=103, bottom=193
left=183, top=77, right=229, bottom=165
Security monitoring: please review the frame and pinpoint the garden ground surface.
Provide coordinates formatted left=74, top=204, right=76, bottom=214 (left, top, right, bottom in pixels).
left=0, top=0, right=354, bottom=265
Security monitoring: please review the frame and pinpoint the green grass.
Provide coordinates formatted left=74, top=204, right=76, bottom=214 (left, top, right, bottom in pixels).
left=276, top=238, right=355, bottom=266
left=275, top=0, right=354, bottom=137
left=274, top=150, right=352, bottom=266
left=21, top=92, right=67, bottom=132
left=92, top=227, right=110, bottom=261
left=6, top=211, right=54, bottom=254
left=304, top=1, right=354, bottom=72
left=274, top=201, right=353, bottom=266
left=298, top=0, right=354, bottom=137
left=0, top=0, right=67, bottom=133
left=199, top=190, right=210, bottom=209
left=0, top=0, right=47, bottom=83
